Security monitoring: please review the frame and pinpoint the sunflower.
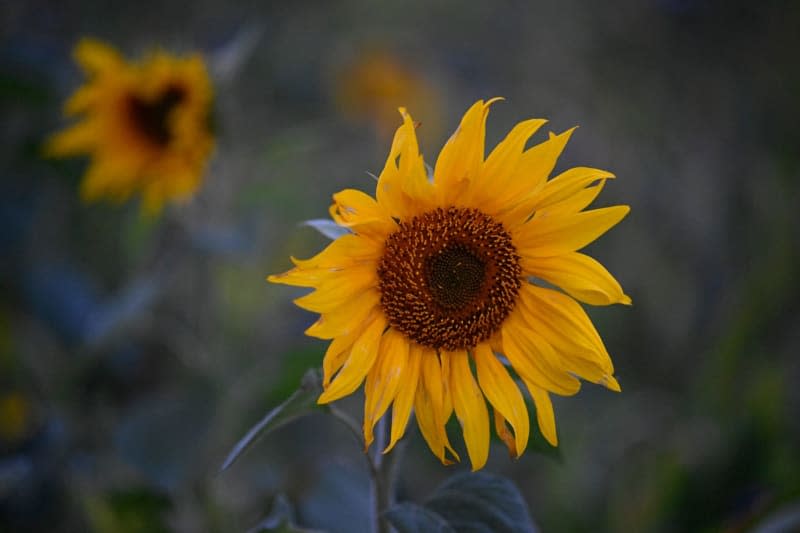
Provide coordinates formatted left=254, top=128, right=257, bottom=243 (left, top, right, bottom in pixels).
left=46, top=38, right=214, bottom=213
left=270, top=99, right=630, bottom=470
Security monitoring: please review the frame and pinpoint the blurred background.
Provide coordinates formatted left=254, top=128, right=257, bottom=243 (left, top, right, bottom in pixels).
left=2, top=0, right=799, bottom=531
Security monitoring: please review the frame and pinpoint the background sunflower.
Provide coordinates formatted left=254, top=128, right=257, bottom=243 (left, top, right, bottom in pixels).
left=1, top=1, right=799, bottom=532
left=46, top=38, right=214, bottom=213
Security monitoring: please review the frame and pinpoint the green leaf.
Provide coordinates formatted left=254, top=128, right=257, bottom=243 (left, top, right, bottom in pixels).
left=220, top=368, right=323, bottom=472
left=384, top=472, right=538, bottom=533
left=384, top=502, right=455, bottom=533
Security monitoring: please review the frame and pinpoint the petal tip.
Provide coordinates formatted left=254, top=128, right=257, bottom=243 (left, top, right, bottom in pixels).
left=604, top=375, right=622, bottom=392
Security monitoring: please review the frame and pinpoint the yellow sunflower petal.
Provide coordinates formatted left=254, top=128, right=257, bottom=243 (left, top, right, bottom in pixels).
left=433, top=98, right=501, bottom=204
left=44, top=122, right=97, bottom=157
left=384, top=343, right=423, bottom=453
left=63, top=85, right=97, bottom=116
left=375, top=108, right=433, bottom=219
left=474, top=118, right=548, bottom=212
left=514, top=205, right=630, bottom=258
left=290, top=234, right=382, bottom=269
left=267, top=266, right=341, bottom=288
left=293, top=264, right=377, bottom=313
left=529, top=167, right=615, bottom=210
left=496, top=127, right=578, bottom=227
left=449, top=350, right=490, bottom=471
left=473, top=343, right=529, bottom=458
left=304, top=288, right=380, bottom=339
left=363, top=328, right=409, bottom=448
left=330, top=188, right=396, bottom=237
left=519, top=284, right=619, bottom=389
left=533, top=181, right=607, bottom=218
left=322, top=308, right=379, bottom=387
left=415, top=350, right=459, bottom=464
left=318, top=313, right=387, bottom=404
left=73, top=38, right=124, bottom=75
left=523, top=381, right=558, bottom=446
left=521, top=252, right=631, bottom=306
left=501, top=311, right=581, bottom=395
left=493, top=408, right=517, bottom=457
left=375, top=112, right=411, bottom=217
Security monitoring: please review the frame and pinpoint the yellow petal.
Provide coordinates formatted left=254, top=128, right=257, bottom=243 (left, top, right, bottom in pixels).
left=318, top=313, right=387, bottom=404
left=529, top=167, right=615, bottom=210
left=433, top=98, right=501, bottom=204
left=521, top=252, right=631, bottom=306
left=304, top=289, right=380, bottom=339
left=514, top=205, right=630, bottom=257
left=73, top=38, right=124, bottom=75
left=415, top=350, right=459, bottom=464
left=473, top=343, right=530, bottom=458
left=474, top=118, right=547, bottom=212
left=522, top=380, right=558, bottom=446
left=533, top=181, right=606, bottom=218
left=449, top=350, right=490, bottom=471
left=500, top=312, right=582, bottom=396
left=363, top=328, right=409, bottom=448
left=267, top=265, right=343, bottom=288
left=385, top=343, right=423, bottom=453
left=519, top=284, right=619, bottom=389
left=293, top=264, right=377, bottom=313
left=330, top=188, right=395, bottom=237
left=496, top=127, right=577, bottom=227
left=290, top=234, right=381, bottom=269
left=64, top=85, right=97, bottom=116
left=44, top=122, right=97, bottom=157
left=322, top=312, right=374, bottom=387
left=493, top=408, right=517, bottom=457
left=375, top=108, right=433, bottom=220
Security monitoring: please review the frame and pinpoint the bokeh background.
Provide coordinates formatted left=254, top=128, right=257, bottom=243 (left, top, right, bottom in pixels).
left=2, top=1, right=799, bottom=531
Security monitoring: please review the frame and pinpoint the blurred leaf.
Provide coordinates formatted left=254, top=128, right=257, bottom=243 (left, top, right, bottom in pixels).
left=248, top=494, right=323, bottom=533
left=87, top=277, right=160, bottom=346
left=385, top=472, right=538, bottom=533
left=114, top=385, right=215, bottom=491
left=752, top=502, right=800, bottom=533
left=209, top=25, right=264, bottom=84
left=302, top=219, right=350, bottom=240
left=384, top=502, right=455, bottom=533
left=85, top=488, right=171, bottom=533
left=188, top=220, right=256, bottom=256
left=0, top=72, right=49, bottom=105
left=297, top=462, right=371, bottom=533
left=264, top=346, right=322, bottom=406
left=221, top=368, right=323, bottom=472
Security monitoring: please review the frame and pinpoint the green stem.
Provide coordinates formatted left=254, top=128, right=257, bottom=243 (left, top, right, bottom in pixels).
left=328, top=406, right=399, bottom=533
left=372, top=417, right=390, bottom=533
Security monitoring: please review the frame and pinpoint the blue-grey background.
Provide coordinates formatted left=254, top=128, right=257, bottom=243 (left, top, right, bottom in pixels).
left=1, top=1, right=798, bottom=531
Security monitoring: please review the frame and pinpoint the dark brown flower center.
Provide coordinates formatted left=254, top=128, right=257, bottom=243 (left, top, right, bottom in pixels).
left=127, top=85, right=186, bottom=147
left=378, top=207, right=521, bottom=351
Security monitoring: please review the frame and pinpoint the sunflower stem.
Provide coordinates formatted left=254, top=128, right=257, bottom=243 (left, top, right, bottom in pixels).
left=328, top=404, right=387, bottom=532
left=328, top=405, right=400, bottom=533
left=371, top=416, right=392, bottom=533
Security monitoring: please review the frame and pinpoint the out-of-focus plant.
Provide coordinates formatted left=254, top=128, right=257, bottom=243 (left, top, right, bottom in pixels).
left=333, top=49, right=442, bottom=140
left=45, top=38, right=214, bottom=214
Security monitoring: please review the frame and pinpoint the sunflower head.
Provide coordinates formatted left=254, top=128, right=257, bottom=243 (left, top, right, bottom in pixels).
left=270, top=99, right=630, bottom=470
left=46, top=38, right=214, bottom=213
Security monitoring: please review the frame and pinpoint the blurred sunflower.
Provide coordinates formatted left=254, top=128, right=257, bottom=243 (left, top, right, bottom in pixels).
left=46, top=38, right=214, bottom=213
left=270, top=100, right=630, bottom=470
left=334, top=50, right=442, bottom=140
